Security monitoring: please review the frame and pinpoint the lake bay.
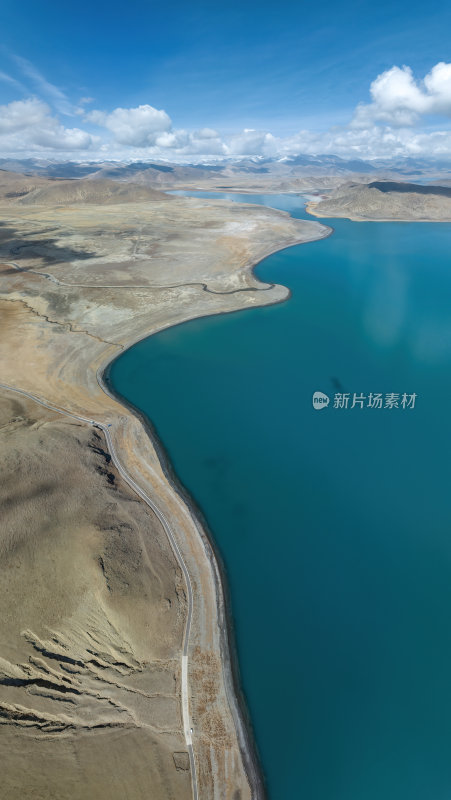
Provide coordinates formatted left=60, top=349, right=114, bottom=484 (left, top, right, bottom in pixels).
left=110, top=193, right=451, bottom=799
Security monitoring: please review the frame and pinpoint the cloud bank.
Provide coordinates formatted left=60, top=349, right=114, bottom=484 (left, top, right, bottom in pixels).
left=0, top=98, right=96, bottom=151
left=3, top=60, right=451, bottom=161
left=86, top=105, right=172, bottom=146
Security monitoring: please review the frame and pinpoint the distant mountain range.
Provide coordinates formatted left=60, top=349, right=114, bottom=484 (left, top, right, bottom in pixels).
left=2, top=155, right=451, bottom=189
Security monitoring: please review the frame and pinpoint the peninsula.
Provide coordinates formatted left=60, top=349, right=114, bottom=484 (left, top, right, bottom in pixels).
left=307, top=180, right=451, bottom=221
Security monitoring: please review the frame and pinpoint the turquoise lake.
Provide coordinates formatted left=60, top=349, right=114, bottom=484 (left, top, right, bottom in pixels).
left=110, top=193, right=451, bottom=799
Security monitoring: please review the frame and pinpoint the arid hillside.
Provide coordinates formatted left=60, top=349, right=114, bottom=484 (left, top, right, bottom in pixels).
left=0, top=391, right=190, bottom=800
left=308, top=180, right=451, bottom=221
left=0, top=171, right=165, bottom=205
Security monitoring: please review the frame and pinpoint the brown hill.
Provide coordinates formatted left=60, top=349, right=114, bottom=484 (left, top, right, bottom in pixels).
left=308, top=180, right=451, bottom=221
left=0, top=172, right=167, bottom=205
left=0, top=169, right=48, bottom=200
left=18, top=178, right=167, bottom=205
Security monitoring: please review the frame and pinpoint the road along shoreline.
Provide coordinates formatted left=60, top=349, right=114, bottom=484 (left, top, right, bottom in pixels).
left=100, top=364, right=267, bottom=799
left=98, top=220, right=333, bottom=799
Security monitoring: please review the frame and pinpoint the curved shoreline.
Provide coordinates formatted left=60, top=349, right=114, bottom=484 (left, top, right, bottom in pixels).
left=96, top=216, right=333, bottom=799
left=100, top=369, right=268, bottom=798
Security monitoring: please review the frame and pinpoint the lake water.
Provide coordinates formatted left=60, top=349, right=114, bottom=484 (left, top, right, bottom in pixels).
left=110, top=192, right=451, bottom=799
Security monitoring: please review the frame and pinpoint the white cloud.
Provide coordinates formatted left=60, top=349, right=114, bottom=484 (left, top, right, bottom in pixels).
left=225, top=129, right=277, bottom=157
left=154, top=130, right=182, bottom=148
left=424, top=62, right=451, bottom=114
left=2, top=61, right=451, bottom=162
left=0, top=98, right=49, bottom=133
left=181, top=129, right=225, bottom=155
left=194, top=128, right=221, bottom=139
left=0, top=98, right=96, bottom=153
left=352, top=62, right=451, bottom=128
left=85, top=106, right=227, bottom=155
left=87, top=104, right=172, bottom=146
left=276, top=126, right=451, bottom=159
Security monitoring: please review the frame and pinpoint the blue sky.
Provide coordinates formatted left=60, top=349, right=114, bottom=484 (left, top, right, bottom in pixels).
left=1, top=0, right=451, bottom=160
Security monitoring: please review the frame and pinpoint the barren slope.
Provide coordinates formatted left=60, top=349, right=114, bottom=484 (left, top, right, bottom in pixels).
left=0, top=391, right=190, bottom=800
left=0, top=172, right=166, bottom=205
left=308, top=180, right=451, bottom=221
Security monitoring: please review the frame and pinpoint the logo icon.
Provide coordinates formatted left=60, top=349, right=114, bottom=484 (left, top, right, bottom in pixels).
left=312, top=391, right=330, bottom=410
